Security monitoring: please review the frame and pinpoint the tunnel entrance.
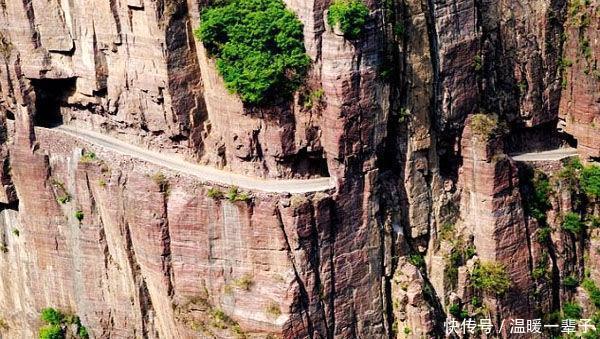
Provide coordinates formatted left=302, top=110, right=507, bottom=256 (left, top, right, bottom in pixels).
left=30, top=78, right=75, bottom=128
left=561, top=132, right=578, bottom=149
left=280, top=148, right=330, bottom=178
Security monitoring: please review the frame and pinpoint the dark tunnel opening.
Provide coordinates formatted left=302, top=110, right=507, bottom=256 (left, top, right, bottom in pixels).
left=30, top=78, right=76, bottom=128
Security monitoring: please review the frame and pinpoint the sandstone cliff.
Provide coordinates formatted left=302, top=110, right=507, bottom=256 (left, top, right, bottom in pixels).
left=0, top=0, right=598, bottom=338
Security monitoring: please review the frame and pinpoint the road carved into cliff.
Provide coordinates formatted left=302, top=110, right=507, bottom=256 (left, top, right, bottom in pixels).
left=509, top=148, right=578, bottom=162
left=43, top=125, right=336, bottom=193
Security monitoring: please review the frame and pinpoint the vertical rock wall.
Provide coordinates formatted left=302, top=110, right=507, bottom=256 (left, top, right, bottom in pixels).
left=0, top=0, right=598, bottom=337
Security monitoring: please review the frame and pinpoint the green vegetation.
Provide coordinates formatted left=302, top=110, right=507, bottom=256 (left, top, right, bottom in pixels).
left=442, top=233, right=476, bottom=290
left=562, top=212, right=584, bottom=234
left=398, top=107, right=411, bottom=123
left=558, top=158, right=583, bottom=190
left=582, top=278, right=600, bottom=308
left=226, top=187, right=252, bottom=202
left=327, top=0, right=370, bottom=39
left=12, top=228, right=19, bottom=237
left=79, top=151, right=97, bottom=163
left=556, top=159, right=600, bottom=202
left=98, top=179, right=107, bottom=188
left=439, top=222, right=455, bottom=242
left=448, top=303, right=468, bottom=319
left=526, top=171, right=552, bottom=223
left=302, top=88, right=324, bottom=109
left=0, top=32, right=13, bottom=60
left=57, top=194, right=71, bottom=204
left=393, top=23, right=405, bottom=39
left=580, top=38, right=592, bottom=61
left=41, top=308, right=64, bottom=325
left=151, top=172, right=168, bottom=189
left=208, top=308, right=245, bottom=337
left=588, top=215, right=600, bottom=229
left=265, top=302, right=281, bottom=317
left=536, top=226, right=552, bottom=243
left=559, top=57, right=574, bottom=69
left=233, top=274, right=254, bottom=290
left=582, top=313, right=600, bottom=339
left=51, top=179, right=71, bottom=205
left=408, top=254, right=425, bottom=269
left=0, top=317, right=8, bottom=330
left=448, top=304, right=461, bottom=318
left=581, top=164, right=600, bottom=199
left=470, top=261, right=512, bottom=295
left=473, top=55, right=482, bottom=71
left=469, top=113, right=506, bottom=141
left=561, top=76, right=568, bottom=89
left=207, top=187, right=224, bottom=200
left=39, top=325, right=63, bottom=339
left=74, top=210, right=84, bottom=222
left=563, top=275, right=579, bottom=289
left=465, top=245, right=476, bottom=259
left=211, top=309, right=230, bottom=329
left=195, top=0, right=310, bottom=104
left=563, top=302, right=582, bottom=319
left=77, top=326, right=89, bottom=339
left=517, top=81, right=527, bottom=94
left=403, top=326, right=411, bottom=335
left=39, top=308, right=88, bottom=339
left=532, top=266, right=548, bottom=280
left=533, top=251, right=549, bottom=281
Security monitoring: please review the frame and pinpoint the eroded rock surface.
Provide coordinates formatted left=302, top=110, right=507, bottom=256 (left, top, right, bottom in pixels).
left=0, top=0, right=598, bottom=337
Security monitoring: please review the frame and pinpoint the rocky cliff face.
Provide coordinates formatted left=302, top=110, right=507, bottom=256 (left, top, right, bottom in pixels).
left=0, top=0, right=598, bottom=338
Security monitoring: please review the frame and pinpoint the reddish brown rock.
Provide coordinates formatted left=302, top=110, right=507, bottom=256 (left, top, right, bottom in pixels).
left=559, top=0, right=600, bottom=160
left=457, top=115, right=533, bottom=320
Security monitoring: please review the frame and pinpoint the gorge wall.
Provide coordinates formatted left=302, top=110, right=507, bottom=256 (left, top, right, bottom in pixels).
left=0, top=0, right=598, bottom=338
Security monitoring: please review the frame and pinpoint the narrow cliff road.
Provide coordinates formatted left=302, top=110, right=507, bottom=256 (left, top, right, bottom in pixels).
left=44, top=125, right=336, bottom=194
left=510, top=148, right=578, bottom=162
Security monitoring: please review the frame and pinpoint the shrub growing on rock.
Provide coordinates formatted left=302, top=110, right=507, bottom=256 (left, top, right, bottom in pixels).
left=41, top=308, right=64, bottom=326
left=327, top=0, right=370, bottom=39
left=39, top=308, right=88, bottom=339
left=39, top=325, right=63, bottom=339
left=470, top=261, right=511, bottom=295
left=195, top=0, right=310, bottom=104
left=408, top=254, right=425, bottom=269
left=563, top=275, right=580, bottom=289
left=581, top=164, right=600, bottom=199
left=562, top=212, right=583, bottom=234
left=207, top=187, right=224, bottom=200
left=469, top=113, right=506, bottom=141
left=528, top=171, right=552, bottom=223
left=563, top=302, right=582, bottom=319
left=582, top=278, right=600, bottom=308
left=79, top=151, right=97, bottom=163
left=74, top=210, right=84, bottom=222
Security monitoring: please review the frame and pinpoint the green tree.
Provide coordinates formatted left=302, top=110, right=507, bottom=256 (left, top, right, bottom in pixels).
left=581, top=165, right=600, bottom=199
left=195, top=0, right=310, bottom=104
left=39, top=325, right=63, bottom=339
left=563, top=302, right=582, bottom=319
left=527, top=171, right=552, bottom=223
left=327, top=0, right=370, bottom=39
left=470, top=261, right=512, bottom=295
left=41, top=308, right=64, bottom=326
left=562, top=212, right=583, bottom=234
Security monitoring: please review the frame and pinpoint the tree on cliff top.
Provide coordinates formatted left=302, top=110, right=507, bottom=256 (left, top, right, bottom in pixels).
left=195, top=0, right=310, bottom=105
left=469, top=113, right=507, bottom=141
left=327, top=0, right=370, bottom=39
